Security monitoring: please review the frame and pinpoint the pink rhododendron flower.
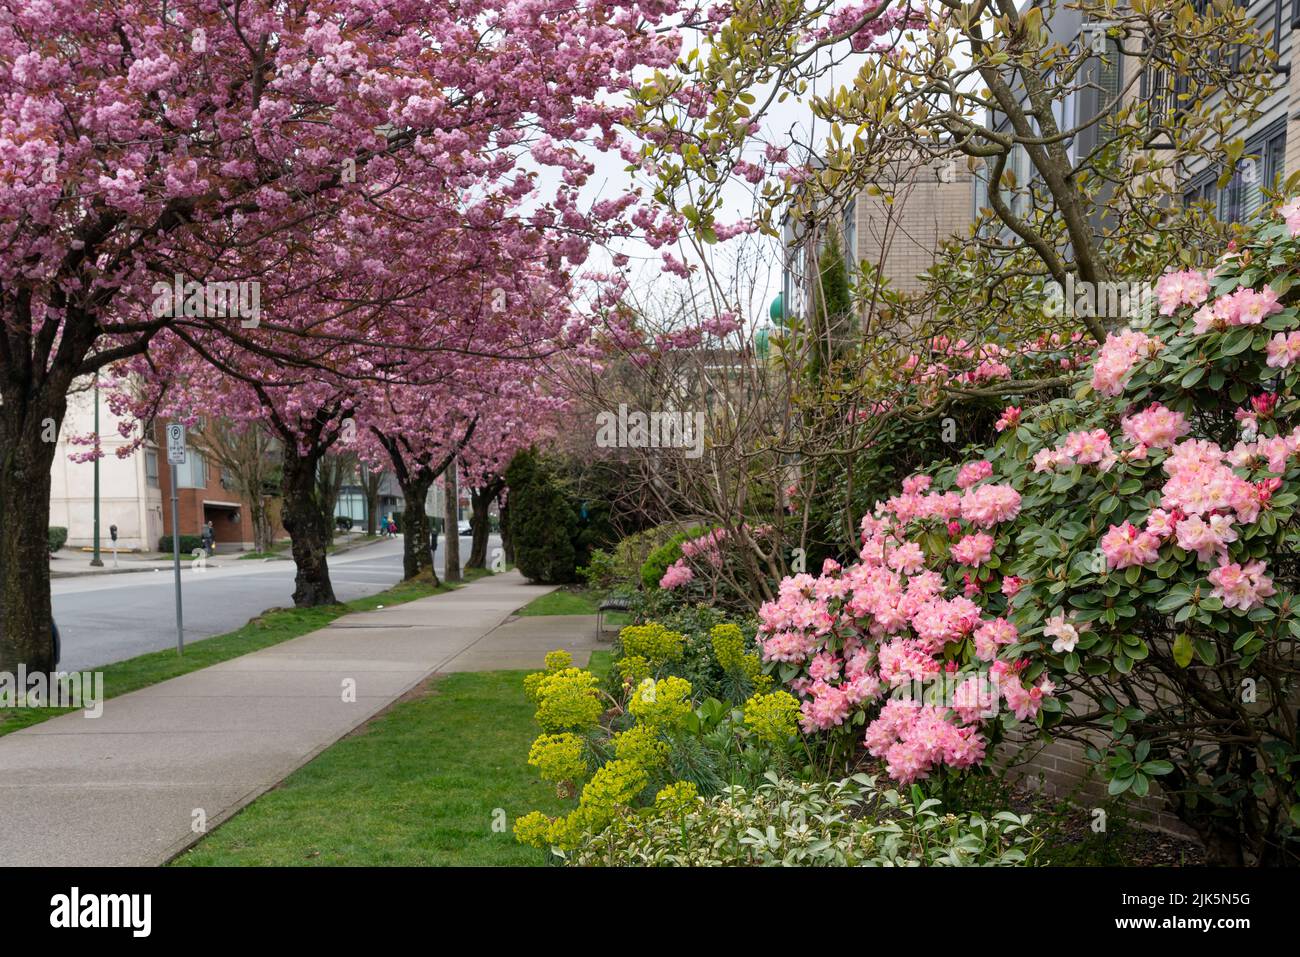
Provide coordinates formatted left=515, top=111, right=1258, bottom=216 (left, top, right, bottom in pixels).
left=1208, top=558, right=1276, bottom=611
left=1091, top=329, right=1161, bottom=396
left=1279, top=197, right=1300, bottom=237
left=659, top=559, right=694, bottom=589
left=1156, top=268, right=1211, bottom=315
left=956, top=459, right=993, bottom=489
left=995, top=406, right=1021, bottom=432
left=1266, top=332, right=1300, bottom=368
left=973, top=617, right=1018, bottom=661
left=1043, top=613, right=1082, bottom=654
left=1100, top=522, right=1163, bottom=569
left=951, top=532, right=995, bottom=567
left=959, top=483, right=1022, bottom=527
left=1001, top=575, right=1024, bottom=597
left=1063, top=428, right=1114, bottom=466
left=1121, top=403, right=1189, bottom=450
left=1173, top=513, right=1238, bottom=563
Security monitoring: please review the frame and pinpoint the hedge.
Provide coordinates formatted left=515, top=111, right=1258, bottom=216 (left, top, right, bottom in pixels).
left=47, top=527, right=68, bottom=553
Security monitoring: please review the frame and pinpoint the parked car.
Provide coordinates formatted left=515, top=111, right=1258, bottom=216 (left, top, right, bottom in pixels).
left=458, top=522, right=472, bottom=536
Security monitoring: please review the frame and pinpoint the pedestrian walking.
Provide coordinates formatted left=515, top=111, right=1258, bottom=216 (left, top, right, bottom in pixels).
left=201, top=520, right=215, bottom=557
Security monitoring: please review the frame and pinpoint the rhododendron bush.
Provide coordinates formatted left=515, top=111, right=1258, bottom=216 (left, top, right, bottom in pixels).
left=760, top=205, right=1300, bottom=865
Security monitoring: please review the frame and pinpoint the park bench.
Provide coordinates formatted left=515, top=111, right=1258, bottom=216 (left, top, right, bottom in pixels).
left=596, top=594, right=632, bottom=642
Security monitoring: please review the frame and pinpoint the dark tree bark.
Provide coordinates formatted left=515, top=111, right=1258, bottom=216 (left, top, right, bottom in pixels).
left=443, top=460, right=462, bottom=583
left=0, top=394, right=62, bottom=673
left=370, top=416, right=477, bottom=584
left=397, top=474, right=436, bottom=583
left=280, top=444, right=339, bottom=607
left=466, top=476, right=505, bottom=569
left=499, top=492, right=514, bottom=566
left=361, top=464, right=383, bottom=536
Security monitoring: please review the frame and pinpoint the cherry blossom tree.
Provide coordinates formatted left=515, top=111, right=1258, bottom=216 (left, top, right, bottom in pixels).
left=0, top=0, right=687, bottom=669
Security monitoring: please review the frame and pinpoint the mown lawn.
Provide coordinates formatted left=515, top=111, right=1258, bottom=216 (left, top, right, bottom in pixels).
left=0, top=574, right=483, bottom=738
left=171, top=667, right=568, bottom=866
left=516, top=587, right=632, bottom=629
left=171, top=650, right=613, bottom=866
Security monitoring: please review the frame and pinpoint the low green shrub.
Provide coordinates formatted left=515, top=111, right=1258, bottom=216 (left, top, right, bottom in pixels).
left=577, top=548, right=618, bottom=590
left=47, top=527, right=68, bottom=553
left=572, top=773, right=1042, bottom=866
left=639, top=525, right=706, bottom=590
left=513, top=648, right=803, bottom=857
left=159, top=534, right=205, bottom=554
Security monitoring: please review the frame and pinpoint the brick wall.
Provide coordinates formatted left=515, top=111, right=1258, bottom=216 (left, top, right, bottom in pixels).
left=154, top=420, right=270, bottom=551
left=853, top=163, right=974, bottom=296
left=1000, top=732, right=1198, bottom=839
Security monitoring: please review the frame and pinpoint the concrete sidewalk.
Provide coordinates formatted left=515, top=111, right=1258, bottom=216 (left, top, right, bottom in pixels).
left=0, top=570, right=558, bottom=866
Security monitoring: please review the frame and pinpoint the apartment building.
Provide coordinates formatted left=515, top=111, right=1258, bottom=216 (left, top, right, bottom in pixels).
left=974, top=0, right=1296, bottom=229
left=777, top=155, right=976, bottom=325
left=49, top=383, right=163, bottom=552
left=49, top=384, right=279, bottom=553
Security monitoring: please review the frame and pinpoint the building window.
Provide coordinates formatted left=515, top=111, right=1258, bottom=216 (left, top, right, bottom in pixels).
left=145, top=450, right=159, bottom=489
left=176, top=452, right=207, bottom=489
left=1185, top=122, right=1286, bottom=224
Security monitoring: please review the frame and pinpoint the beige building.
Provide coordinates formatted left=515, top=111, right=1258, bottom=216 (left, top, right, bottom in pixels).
left=49, top=383, right=163, bottom=552
left=778, top=153, right=975, bottom=326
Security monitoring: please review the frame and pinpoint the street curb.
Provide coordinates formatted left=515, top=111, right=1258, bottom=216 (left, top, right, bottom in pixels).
left=49, top=536, right=386, bottom=579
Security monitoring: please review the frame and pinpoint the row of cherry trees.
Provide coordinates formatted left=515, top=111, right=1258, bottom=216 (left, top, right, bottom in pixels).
left=0, top=0, right=694, bottom=672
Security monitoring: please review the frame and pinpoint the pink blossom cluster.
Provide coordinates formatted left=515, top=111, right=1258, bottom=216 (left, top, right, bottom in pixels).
left=1191, top=286, right=1283, bottom=333
left=659, top=561, right=694, bottom=589
left=864, top=700, right=987, bottom=784
left=1033, top=428, right=1116, bottom=472
left=1280, top=198, right=1300, bottom=238
left=1266, top=332, right=1300, bottom=368
left=1091, top=329, right=1162, bottom=397
left=955, top=459, right=993, bottom=489
left=1208, top=559, right=1276, bottom=611
left=1155, top=269, right=1211, bottom=315
left=950, top=532, right=995, bottom=567
left=1120, top=403, right=1188, bottom=452
left=757, top=472, right=1051, bottom=784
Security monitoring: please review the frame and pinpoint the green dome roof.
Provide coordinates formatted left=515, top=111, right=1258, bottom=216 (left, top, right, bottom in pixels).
left=769, top=292, right=784, bottom=324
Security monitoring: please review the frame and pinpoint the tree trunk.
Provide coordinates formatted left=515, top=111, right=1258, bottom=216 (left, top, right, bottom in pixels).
left=467, top=477, right=504, bottom=569
left=0, top=401, right=60, bottom=673
left=250, top=495, right=275, bottom=554
left=280, top=447, right=338, bottom=606
left=443, top=461, right=462, bottom=583
left=364, top=467, right=381, bottom=537
left=500, top=493, right=514, bottom=566
left=398, top=475, right=437, bottom=583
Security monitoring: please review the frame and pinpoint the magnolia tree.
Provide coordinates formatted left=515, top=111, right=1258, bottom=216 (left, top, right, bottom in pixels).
left=755, top=204, right=1300, bottom=864
left=629, top=0, right=1275, bottom=335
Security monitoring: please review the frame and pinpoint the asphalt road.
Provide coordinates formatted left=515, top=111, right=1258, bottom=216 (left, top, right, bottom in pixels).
left=51, top=534, right=496, bottom=672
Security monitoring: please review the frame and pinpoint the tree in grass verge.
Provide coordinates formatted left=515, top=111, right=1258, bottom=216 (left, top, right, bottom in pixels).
left=505, top=449, right=579, bottom=584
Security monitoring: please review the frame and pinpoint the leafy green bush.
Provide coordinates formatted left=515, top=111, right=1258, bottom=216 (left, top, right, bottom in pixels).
left=639, top=525, right=706, bottom=589
left=47, top=527, right=68, bottom=553
left=577, top=548, right=617, bottom=590
left=513, top=647, right=803, bottom=857
left=572, top=773, right=1041, bottom=866
left=159, top=534, right=204, bottom=554
left=505, top=449, right=579, bottom=584
left=612, top=526, right=676, bottom=582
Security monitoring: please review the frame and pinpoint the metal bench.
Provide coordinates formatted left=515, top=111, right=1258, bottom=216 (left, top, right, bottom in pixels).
left=596, top=595, right=632, bottom=642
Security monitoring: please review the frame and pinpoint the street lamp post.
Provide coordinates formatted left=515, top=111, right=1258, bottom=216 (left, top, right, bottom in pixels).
left=90, top=380, right=103, bottom=567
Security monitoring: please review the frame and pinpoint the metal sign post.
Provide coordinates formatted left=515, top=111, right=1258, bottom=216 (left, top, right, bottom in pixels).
left=166, top=423, right=187, bottom=655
